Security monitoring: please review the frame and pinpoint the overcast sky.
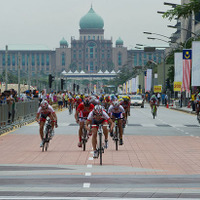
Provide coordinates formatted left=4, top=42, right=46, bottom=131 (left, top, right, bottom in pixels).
left=0, top=0, right=181, bottom=50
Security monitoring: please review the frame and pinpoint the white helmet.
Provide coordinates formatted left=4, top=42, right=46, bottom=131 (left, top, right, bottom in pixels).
left=112, top=100, right=120, bottom=108
left=41, top=100, right=48, bottom=109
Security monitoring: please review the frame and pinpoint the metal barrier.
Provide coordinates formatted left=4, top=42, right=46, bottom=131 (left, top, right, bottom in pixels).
left=0, top=99, right=39, bottom=132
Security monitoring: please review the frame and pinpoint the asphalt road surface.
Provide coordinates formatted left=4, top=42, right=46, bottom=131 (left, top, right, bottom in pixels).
left=0, top=103, right=200, bottom=199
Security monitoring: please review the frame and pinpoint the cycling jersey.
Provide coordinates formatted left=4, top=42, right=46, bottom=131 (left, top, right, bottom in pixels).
left=120, top=101, right=130, bottom=109
left=74, top=99, right=82, bottom=106
left=108, top=105, right=125, bottom=114
left=77, top=102, right=94, bottom=118
left=87, top=110, right=110, bottom=122
left=37, top=105, right=55, bottom=116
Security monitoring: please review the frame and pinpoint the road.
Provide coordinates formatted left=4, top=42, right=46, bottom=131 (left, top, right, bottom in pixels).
left=0, top=104, right=200, bottom=199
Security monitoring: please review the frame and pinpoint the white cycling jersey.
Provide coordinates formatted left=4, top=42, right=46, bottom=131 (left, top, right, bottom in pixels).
left=87, top=110, right=110, bottom=121
left=108, top=105, right=125, bottom=114
left=37, top=105, right=55, bottom=116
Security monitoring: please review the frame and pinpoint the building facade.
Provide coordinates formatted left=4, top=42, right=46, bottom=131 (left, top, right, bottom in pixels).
left=0, top=6, right=127, bottom=76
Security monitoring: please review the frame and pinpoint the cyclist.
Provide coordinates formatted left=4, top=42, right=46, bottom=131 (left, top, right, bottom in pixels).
left=75, top=98, right=94, bottom=147
left=85, top=105, right=114, bottom=158
left=35, top=100, right=58, bottom=147
left=90, top=95, right=99, bottom=106
left=102, top=95, right=111, bottom=112
left=68, top=94, right=74, bottom=114
left=120, top=96, right=130, bottom=121
left=150, top=94, right=159, bottom=112
left=108, top=100, right=125, bottom=145
left=195, top=93, right=200, bottom=117
left=74, top=96, right=82, bottom=110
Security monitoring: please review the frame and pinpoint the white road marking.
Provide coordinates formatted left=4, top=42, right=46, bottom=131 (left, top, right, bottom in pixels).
left=85, top=172, right=91, bottom=176
left=83, top=183, right=90, bottom=188
left=88, top=157, right=93, bottom=161
left=87, top=164, right=92, bottom=168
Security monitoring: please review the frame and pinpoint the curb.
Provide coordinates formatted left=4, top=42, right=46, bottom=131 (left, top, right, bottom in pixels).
left=170, top=107, right=196, bottom=115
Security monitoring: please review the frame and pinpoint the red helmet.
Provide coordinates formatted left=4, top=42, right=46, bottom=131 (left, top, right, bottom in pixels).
left=41, top=100, right=48, bottom=109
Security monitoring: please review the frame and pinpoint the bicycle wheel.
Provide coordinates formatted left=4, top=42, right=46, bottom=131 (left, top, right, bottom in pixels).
left=99, top=132, right=103, bottom=165
left=153, top=106, right=156, bottom=119
left=82, top=129, right=87, bottom=151
left=115, top=125, right=118, bottom=151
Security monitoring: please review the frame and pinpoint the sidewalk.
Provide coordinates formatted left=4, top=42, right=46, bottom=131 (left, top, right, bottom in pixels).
left=170, top=105, right=196, bottom=115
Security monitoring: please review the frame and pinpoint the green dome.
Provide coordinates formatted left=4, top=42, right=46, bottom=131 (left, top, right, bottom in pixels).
left=80, top=7, right=104, bottom=29
left=116, top=37, right=123, bottom=45
left=60, top=37, right=68, bottom=46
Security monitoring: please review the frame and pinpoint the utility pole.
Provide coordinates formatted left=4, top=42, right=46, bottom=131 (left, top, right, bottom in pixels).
left=5, top=45, right=8, bottom=90
left=18, top=52, right=21, bottom=96
left=28, top=53, right=31, bottom=90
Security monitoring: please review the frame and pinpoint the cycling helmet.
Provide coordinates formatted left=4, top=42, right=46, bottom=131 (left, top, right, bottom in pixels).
left=112, top=100, right=120, bottom=108
left=84, top=98, right=90, bottom=107
left=93, top=105, right=103, bottom=115
left=76, top=96, right=80, bottom=100
left=41, top=100, right=48, bottom=109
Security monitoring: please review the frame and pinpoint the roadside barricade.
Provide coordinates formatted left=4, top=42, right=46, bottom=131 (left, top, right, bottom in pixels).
left=0, top=99, right=39, bottom=134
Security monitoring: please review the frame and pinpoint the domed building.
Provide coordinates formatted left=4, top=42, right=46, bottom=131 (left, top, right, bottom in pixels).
left=0, top=6, right=128, bottom=77
left=55, top=6, right=127, bottom=73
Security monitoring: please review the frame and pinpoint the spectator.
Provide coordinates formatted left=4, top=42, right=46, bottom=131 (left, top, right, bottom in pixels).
left=57, top=91, right=63, bottom=111
left=161, top=93, right=165, bottom=105
left=38, top=90, right=46, bottom=104
left=165, top=94, right=168, bottom=106
left=157, top=92, right=161, bottom=104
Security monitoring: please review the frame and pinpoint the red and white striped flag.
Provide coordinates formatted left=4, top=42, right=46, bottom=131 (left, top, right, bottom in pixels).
left=182, top=50, right=192, bottom=92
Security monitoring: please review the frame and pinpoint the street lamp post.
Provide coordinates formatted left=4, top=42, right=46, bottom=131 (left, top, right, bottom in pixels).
left=18, top=52, right=21, bottom=96
left=27, top=53, right=31, bottom=91
left=167, top=25, right=198, bottom=37
left=5, top=45, right=8, bottom=90
left=144, top=31, right=172, bottom=40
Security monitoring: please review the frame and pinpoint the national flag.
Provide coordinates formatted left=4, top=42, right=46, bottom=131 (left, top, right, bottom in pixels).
left=182, top=50, right=192, bottom=92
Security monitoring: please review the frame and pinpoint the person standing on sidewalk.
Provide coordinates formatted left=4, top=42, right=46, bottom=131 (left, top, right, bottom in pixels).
left=191, top=92, right=195, bottom=111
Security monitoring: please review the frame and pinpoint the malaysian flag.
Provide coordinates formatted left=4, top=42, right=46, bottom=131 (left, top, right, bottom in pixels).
left=182, top=50, right=192, bottom=92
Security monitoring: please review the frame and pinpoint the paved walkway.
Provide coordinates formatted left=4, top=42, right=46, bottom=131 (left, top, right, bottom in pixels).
left=1, top=132, right=200, bottom=175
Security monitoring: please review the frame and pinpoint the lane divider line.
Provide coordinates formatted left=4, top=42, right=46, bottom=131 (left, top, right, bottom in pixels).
left=87, top=164, right=92, bottom=168
left=83, top=183, right=90, bottom=188
left=85, top=172, right=91, bottom=176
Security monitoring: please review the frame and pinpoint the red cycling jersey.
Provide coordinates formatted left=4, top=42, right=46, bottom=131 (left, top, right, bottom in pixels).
left=120, top=101, right=130, bottom=109
left=77, top=102, right=94, bottom=117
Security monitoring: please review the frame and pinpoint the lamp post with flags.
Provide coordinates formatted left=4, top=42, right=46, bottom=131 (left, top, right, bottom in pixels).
left=182, top=49, right=192, bottom=106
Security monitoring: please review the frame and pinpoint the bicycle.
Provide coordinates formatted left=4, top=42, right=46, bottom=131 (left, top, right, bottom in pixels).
left=91, top=124, right=109, bottom=165
left=42, top=118, right=53, bottom=152
left=196, top=103, right=200, bottom=124
left=69, top=102, right=72, bottom=115
left=152, top=105, right=157, bottom=119
left=79, top=117, right=89, bottom=151
left=112, top=118, right=124, bottom=151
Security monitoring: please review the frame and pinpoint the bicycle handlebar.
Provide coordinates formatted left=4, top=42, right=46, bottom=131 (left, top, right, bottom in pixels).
left=91, top=124, right=110, bottom=127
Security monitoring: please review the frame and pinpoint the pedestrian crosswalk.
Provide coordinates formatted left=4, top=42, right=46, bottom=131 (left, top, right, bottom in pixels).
left=28, top=122, right=200, bottom=128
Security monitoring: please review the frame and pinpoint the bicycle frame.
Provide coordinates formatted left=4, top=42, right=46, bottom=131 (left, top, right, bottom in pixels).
left=42, top=118, right=52, bottom=152
left=79, top=117, right=88, bottom=151
left=112, top=118, right=124, bottom=151
left=91, top=124, right=109, bottom=165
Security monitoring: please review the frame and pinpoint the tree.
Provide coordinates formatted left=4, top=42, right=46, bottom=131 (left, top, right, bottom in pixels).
left=163, top=0, right=200, bottom=20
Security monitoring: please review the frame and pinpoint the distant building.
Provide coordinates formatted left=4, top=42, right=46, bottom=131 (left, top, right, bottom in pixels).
left=0, top=6, right=127, bottom=75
